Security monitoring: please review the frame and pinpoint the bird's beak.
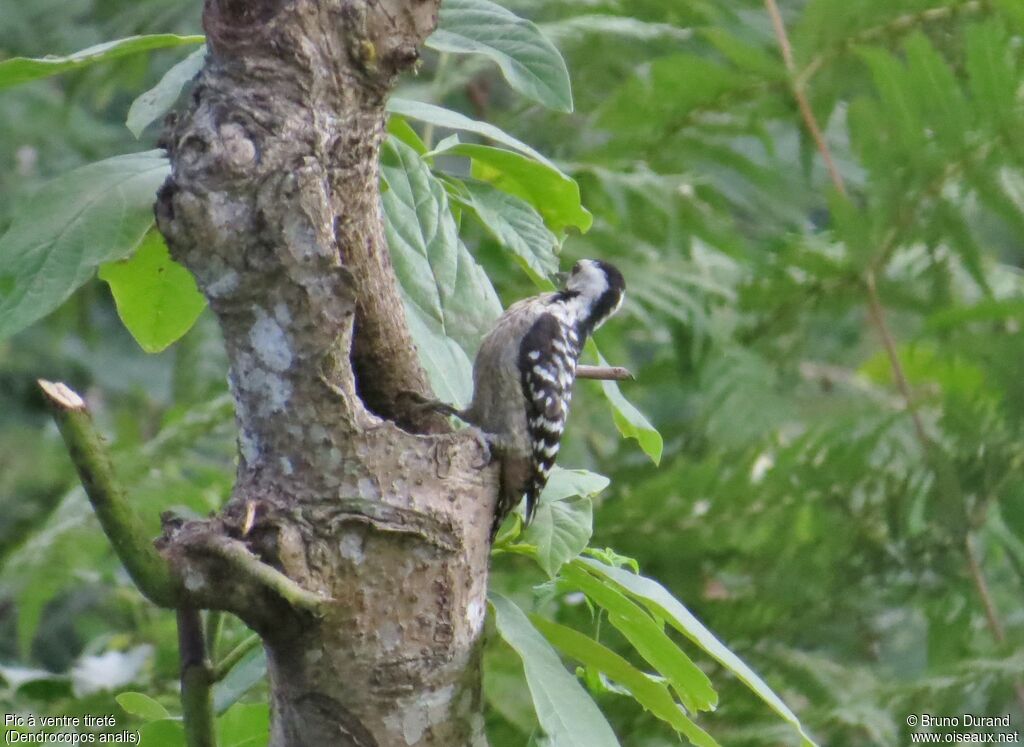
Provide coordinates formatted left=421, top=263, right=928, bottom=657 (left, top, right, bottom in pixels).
left=553, top=271, right=569, bottom=286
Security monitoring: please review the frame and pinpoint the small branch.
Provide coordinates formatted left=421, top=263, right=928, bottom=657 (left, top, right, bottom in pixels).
left=577, top=365, right=634, bottom=382
left=204, top=611, right=224, bottom=662
left=966, top=534, right=1007, bottom=644
left=39, top=380, right=178, bottom=607
left=764, top=0, right=846, bottom=197
left=213, top=633, right=262, bottom=682
left=194, top=534, right=327, bottom=614
left=863, top=272, right=930, bottom=445
left=965, top=534, right=1024, bottom=712
left=177, top=608, right=216, bottom=747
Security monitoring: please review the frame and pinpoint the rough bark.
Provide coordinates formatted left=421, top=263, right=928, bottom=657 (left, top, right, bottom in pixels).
left=152, top=1, right=498, bottom=744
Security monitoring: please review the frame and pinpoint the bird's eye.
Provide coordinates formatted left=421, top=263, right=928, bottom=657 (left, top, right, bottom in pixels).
left=571, top=261, right=582, bottom=274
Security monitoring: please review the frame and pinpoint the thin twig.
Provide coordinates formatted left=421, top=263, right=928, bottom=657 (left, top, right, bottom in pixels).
left=966, top=535, right=1007, bottom=644
left=204, top=611, right=224, bottom=662
left=764, top=0, right=846, bottom=196
left=213, top=633, right=262, bottom=682
left=863, top=272, right=930, bottom=446
left=577, top=365, right=634, bottom=382
left=177, top=608, right=216, bottom=747
left=194, top=534, right=327, bottom=613
left=39, top=380, right=178, bottom=607
left=966, top=535, right=1024, bottom=710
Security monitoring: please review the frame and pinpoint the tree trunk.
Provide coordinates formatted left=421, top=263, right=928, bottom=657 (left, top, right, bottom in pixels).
left=153, top=1, right=497, bottom=744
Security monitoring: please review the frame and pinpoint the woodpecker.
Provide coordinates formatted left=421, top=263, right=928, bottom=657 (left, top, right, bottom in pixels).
left=458, top=259, right=626, bottom=534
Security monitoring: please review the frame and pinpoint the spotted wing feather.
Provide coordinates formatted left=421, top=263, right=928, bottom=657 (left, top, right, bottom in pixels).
left=518, top=313, right=577, bottom=524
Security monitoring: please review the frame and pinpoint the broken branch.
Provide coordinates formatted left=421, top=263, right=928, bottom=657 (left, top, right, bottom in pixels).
left=39, top=379, right=178, bottom=607
left=577, top=365, right=634, bottom=381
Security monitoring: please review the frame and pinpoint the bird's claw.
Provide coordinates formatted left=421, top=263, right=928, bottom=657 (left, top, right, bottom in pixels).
left=467, top=426, right=500, bottom=469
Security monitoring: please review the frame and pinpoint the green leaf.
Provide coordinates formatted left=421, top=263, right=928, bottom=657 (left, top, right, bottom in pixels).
left=590, top=348, right=662, bottom=464
left=523, top=468, right=608, bottom=576
left=387, top=98, right=555, bottom=168
left=858, top=48, right=926, bottom=153
left=429, top=0, right=573, bottom=112
left=387, top=115, right=428, bottom=156
left=579, top=558, right=818, bottom=747
left=701, top=29, right=784, bottom=79
left=902, top=33, right=968, bottom=150
left=562, top=563, right=717, bottom=713
left=964, top=21, right=1017, bottom=128
left=435, top=142, right=591, bottom=234
left=217, top=703, right=270, bottom=747
left=0, top=35, right=205, bottom=91
left=448, top=178, right=559, bottom=281
left=381, top=137, right=502, bottom=407
left=598, top=55, right=745, bottom=142
left=532, top=617, right=721, bottom=747
left=994, top=0, right=1024, bottom=31
left=923, top=297, right=1024, bottom=332
left=489, top=593, right=620, bottom=747
left=138, top=719, right=186, bottom=747
left=0, top=150, right=170, bottom=340
left=127, top=45, right=206, bottom=138
left=99, top=231, right=207, bottom=353
left=117, top=691, right=172, bottom=722
left=213, top=648, right=267, bottom=716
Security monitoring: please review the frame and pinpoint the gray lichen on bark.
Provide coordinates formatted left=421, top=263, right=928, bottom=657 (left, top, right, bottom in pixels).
left=153, top=1, right=498, bottom=744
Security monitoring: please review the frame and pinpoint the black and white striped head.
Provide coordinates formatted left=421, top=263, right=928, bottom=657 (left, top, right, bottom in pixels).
left=562, top=259, right=625, bottom=334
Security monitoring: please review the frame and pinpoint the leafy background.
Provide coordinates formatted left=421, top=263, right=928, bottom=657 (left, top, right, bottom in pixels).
left=2, top=0, right=1024, bottom=745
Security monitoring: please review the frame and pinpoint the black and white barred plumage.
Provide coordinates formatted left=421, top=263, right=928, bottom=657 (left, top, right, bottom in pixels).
left=460, top=259, right=626, bottom=533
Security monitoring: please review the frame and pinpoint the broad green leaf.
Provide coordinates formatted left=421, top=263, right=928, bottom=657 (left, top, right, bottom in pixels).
left=541, top=16, right=694, bottom=44
left=489, top=593, right=620, bottom=747
left=0, top=150, right=170, bottom=340
left=579, top=558, right=818, bottom=747
left=139, top=719, right=186, bottom=747
left=403, top=308, right=475, bottom=408
left=99, top=231, right=207, bottom=353
left=562, top=563, right=717, bottom=712
left=429, top=0, right=573, bottom=112
left=381, top=137, right=502, bottom=406
left=532, top=616, right=720, bottom=747
left=590, top=348, right=662, bottom=464
left=0, top=35, right=205, bottom=91
left=127, top=45, right=206, bottom=138
left=387, top=115, right=428, bottom=156
left=387, top=98, right=555, bottom=168
left=117, top=691, right=172, bottom=722
left=218, top=703, right=270, bottom=747
left=447, top=178, right=560, bottom=281
left=213, top=648, right=267, bottom=716
left=523, top=467, right=608, bottom=576
left=435, top=142, right=591, bottom=234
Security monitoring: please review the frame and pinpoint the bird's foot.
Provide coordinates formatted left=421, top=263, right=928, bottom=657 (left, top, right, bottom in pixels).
left=466, top=426, right=505, bottom=469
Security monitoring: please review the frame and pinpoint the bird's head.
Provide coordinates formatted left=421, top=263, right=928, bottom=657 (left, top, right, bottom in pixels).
left=562, top=259, right=625, bottom=332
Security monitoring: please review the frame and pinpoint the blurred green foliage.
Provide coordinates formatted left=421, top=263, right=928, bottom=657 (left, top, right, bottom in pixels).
left=2, top=0, right=1024, bottom=745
